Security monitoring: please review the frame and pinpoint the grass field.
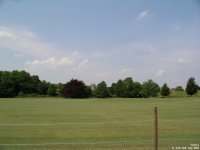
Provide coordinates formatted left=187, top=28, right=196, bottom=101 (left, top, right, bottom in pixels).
left=0, top=97, right=199, bottom=150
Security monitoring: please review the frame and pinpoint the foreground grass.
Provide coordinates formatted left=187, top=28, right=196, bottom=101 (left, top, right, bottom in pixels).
left=0, top=97, right=199, bottom=150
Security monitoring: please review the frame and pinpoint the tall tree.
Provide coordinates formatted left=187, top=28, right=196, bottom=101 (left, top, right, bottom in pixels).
left=121, top=77, right=142, bottom=98
left=95, top=81, right=110, bottom=98
left=85, top=86, right=92, bottom=97
left=132, top=82, right=142, bottom=98
left=31, top=75, right=41, bottom=93
left=56, top=83, right=64, bottom=96
left=109, top=83, right=116, bottom=96
left=113, top=79, right=124, bottom=97
left=37, top=80, right=50, bottom=95
left=197, top=84, right=200, bottom=91
left=161, top=83, right=170, bottom=97
left=111, top=78, right=142, bottom=98
left=0, top=71, right=15, bottom=97
left=47, top=84, right=57, bottom=96
left=141, top=80, right=160, bottom=98
left=186, top=77, right=198, bottom=96
left=0, top=70, right=43, bottom=97
left=11, top=70, right=40, bottom=95
left=121, top=77, right=134, bottom=97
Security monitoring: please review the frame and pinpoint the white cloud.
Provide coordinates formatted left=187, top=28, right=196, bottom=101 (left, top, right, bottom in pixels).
left=177, top=57, right=190, bottom=63
left=25, top=50, right=89, bottom=75
left=26, top=56, right=76, bottom=68
left=13, top=53, right=24, bottom=57
left=1, top=25, right=199, bottom=87
left=71, top=50, right=79, bottom=56
left=177, top=57, right=183, bottom=63
left=120, top=68, right=131, bottom=73
left=155, top=69, right=166, bottom=77
left=98, top=72, right=112, bottom=77
left=137, top=10, right=154, bottom=19
left=126, top=42, right=156, bottom=53
left=78, top=59, right=88, bottom=69
left=175, top=50, right=198, bottom=64
left=57, top=57, right=74, bottom=65
left=0, top=26, right=92, bottom=83
left=0, top=26, right=60, bottom=58
left=0, top=30, right=17, bottom=40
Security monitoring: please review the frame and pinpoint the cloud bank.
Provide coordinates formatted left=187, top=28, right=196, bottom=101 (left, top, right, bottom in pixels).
left=137, top=10, right=154, bottom=19
left=0, top=26, right=59, bottom=58
left=0, top=25, right=199, bottom=87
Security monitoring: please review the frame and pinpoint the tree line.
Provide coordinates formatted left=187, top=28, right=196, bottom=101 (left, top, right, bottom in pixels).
left=0, top=70, right=199, bottom=98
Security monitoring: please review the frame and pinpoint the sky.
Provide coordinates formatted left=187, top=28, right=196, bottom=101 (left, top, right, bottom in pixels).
left=0, top=0, right=199, bottom=88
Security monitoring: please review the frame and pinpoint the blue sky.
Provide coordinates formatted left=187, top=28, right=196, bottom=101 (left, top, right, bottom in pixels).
left=0, top=0, right=199, bottom=87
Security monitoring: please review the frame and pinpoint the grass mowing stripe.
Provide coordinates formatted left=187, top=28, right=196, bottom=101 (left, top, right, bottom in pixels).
left=0, top=140, right=152, bottom=146
left=0, top=120, right=152, bottom=126
left=0, top=119, right=199, bottom=126
left=0, top=139, right=199, bottom=146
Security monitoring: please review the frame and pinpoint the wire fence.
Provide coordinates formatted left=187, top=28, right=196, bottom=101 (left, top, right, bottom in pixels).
left=0, top=119, right=200, bottom=148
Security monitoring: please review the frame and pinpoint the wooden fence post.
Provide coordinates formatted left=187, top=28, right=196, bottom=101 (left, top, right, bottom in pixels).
left=154, top=107, right=158, bottom=150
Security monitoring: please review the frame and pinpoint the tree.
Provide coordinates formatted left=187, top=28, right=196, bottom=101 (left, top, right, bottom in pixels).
left=113, top=79, right=124, bottom=97
left=37, top=80, right=50, bottom=95
left=85, top=86, right=92, bottom=97
left=90, top=83, right=97, bottom=97
left=30, top=75, right=41, bottom=93
left=132, top=82, right=142, bottom=98
left=11, top=70, right=41, bottom=95
left=186, top=77, right=198, bottom=96
left=109, top=83, right=116, bottom=96
left=95, top=81, right=110, bottom=98
left=56, top=83, right=64, bottom=96
left=175, top=86, right=184, bottom=91
left=161, top=83, right=170, bottom=97
left=111, top=78, right=142, bottom=98
left=47, top=84, right=57, bottom=96
left=12, top=70, right=33, bottom=94
left=121, top=77, right=134, bottom=97
left=63, top=79, right=89, bottom=98
left=0, top=70, right=43, bottom=97
left=141, top=80, right=160, bottom=98
left=197, top=84, right=200, bottom=91
left=121, top=77, right=142, bottom=98
left=0, top=71, right=15, bottom=97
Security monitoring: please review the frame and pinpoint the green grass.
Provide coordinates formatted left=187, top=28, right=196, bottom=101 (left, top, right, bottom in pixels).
left=169, top=91, right=200, bottom=97
left=0, top=97, right=199, bottom=150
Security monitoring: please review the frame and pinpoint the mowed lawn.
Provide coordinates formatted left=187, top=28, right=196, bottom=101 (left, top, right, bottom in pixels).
left=0, top=97, right=199, bottom=150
